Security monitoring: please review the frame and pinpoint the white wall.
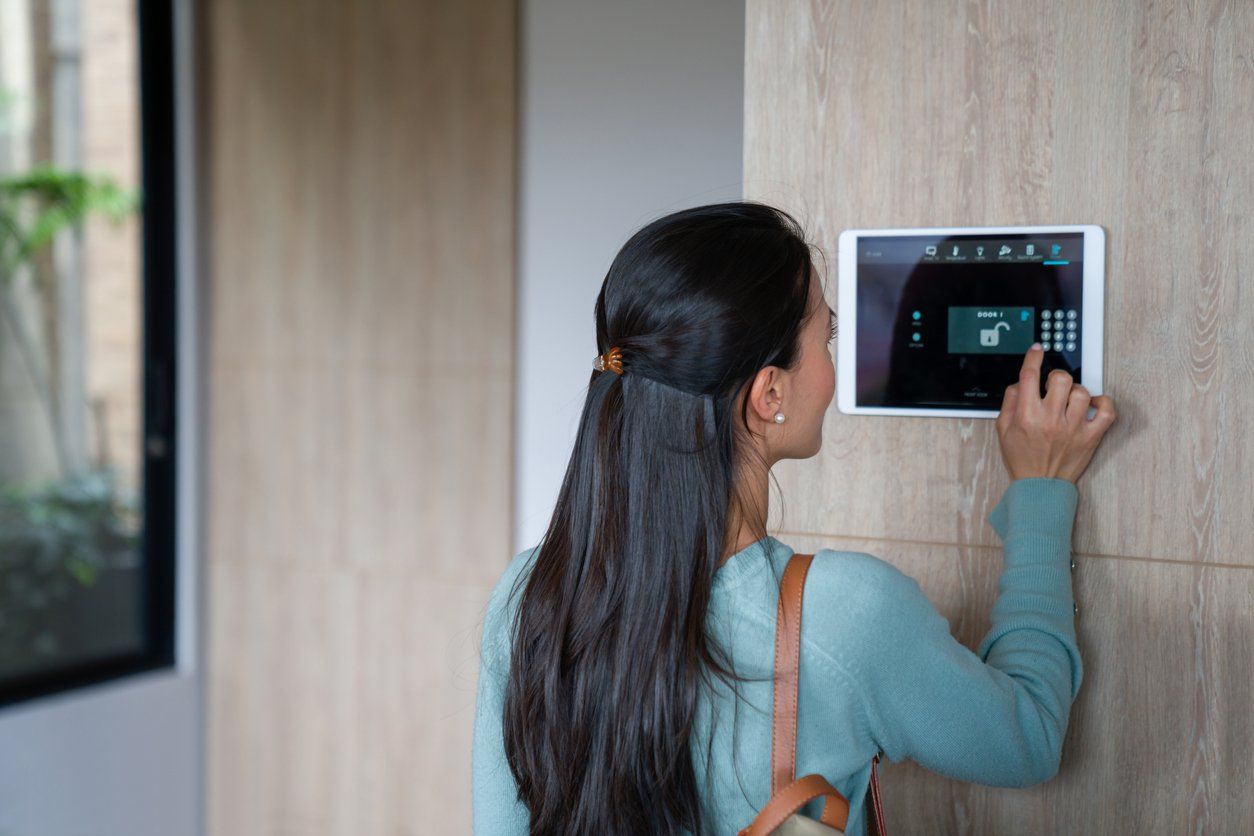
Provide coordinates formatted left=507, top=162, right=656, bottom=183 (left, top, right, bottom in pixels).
left=515, top=0, right=746, bottom=551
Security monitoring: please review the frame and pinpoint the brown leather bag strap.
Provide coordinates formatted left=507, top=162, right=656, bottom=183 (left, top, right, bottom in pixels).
left=771, top=552, right=814, bottom=795
left=770, top=552, right=889, bottom=835
left=868, top=752, right=886, bottom=836
left=738, top=773, right=850, bottom=836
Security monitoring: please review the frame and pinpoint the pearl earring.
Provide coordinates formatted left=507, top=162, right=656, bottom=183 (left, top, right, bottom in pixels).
left=773, top=412, right=785, bottom=423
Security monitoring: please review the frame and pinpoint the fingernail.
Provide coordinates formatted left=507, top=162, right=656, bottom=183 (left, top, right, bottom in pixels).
left=1031, top=342, right=1041, bottom=350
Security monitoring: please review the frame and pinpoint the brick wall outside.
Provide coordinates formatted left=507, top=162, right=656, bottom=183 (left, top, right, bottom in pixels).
left=82, top=0, right=140, bottom=496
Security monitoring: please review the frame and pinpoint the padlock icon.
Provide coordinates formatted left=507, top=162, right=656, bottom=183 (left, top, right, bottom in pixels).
left=980, top=321, right=1010, bottom=347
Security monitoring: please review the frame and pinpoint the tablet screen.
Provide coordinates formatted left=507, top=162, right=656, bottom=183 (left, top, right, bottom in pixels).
left=854, top=232, right=1084, bottom=410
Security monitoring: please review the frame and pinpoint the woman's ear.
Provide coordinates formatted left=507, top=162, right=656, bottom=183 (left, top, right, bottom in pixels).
left=745, top=365, right=786, bottom=425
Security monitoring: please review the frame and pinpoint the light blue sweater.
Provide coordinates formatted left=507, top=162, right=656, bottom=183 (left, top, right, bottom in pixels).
left=472, top=477, right=1082, bottom=834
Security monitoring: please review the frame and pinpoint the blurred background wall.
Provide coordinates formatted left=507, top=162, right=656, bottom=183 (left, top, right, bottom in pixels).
left=746, top=1, right=1252, bottom=832
left=201, top=0, right=744, bottom=833
left=199, top=1, right=517, bottom=833
left=514, top=0, right=744, bottom=550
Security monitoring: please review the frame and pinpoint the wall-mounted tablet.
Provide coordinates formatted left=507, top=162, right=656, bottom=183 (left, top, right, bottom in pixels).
left=837, top=224, right=1105, bottom=418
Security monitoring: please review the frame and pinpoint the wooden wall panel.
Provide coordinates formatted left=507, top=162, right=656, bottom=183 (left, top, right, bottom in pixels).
left=750, top=0, right=1253, bottom=567
left=201, top=0, right=516, bottom=833
left=747, top=1, right=1253, bottom=831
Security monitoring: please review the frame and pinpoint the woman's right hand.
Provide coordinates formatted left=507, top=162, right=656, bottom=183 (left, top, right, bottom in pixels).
left=995, top=343, right=1117, bottom=484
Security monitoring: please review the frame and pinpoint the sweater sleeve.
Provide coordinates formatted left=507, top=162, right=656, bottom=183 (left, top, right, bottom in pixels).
left=471, top=555, right=534, bottom=834
left=471, top=638, right=529, bottom=834
left=847, top=476, right=1083, bottom=788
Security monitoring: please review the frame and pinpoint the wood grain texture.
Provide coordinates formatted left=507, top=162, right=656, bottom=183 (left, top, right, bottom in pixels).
left=781, top=532, right=1253, bottom=834
left=746, top=0, right=1254, bottom=831
left=207, top=561, right=492, bottom=835
left=748, top=0, right=1254, bottom=567
left=202, top=0, right=516, bottom=833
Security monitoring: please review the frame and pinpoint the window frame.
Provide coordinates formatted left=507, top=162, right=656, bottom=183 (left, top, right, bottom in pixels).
left=0, top=0, right=179, bottom=708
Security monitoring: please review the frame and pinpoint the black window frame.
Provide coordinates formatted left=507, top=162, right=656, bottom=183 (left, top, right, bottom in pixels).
left=0, top=0, right=178, bottom=708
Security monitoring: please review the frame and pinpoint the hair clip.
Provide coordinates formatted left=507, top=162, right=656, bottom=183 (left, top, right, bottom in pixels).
left=594, top=346, right=624, bottom=374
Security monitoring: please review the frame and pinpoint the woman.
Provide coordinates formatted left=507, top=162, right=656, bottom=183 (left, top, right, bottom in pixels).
left=471, top=202, right=1116, bottom=835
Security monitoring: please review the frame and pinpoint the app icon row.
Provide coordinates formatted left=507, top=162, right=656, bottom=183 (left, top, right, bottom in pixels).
left=922, top=243, right=1064, bottom=258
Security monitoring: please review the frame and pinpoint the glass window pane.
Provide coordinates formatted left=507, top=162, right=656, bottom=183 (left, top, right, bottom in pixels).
left=1, top=0, right=170, bottom=698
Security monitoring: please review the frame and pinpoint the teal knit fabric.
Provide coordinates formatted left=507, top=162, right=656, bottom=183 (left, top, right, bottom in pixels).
left=472, top=477, right=1082, bottom=835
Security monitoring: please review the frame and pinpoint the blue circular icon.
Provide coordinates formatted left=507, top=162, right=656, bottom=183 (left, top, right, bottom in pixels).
left=912, top=332, right=921, bottom=341
left=912, top=310, right=921, bottom=320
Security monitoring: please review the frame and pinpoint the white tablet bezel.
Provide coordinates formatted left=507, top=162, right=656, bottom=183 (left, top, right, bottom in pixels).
left=836, top=224, right=1105, bottom=419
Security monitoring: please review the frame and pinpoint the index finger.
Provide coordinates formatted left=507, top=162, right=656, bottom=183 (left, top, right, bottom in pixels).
left=1017, top=343, right=1045, bottom=411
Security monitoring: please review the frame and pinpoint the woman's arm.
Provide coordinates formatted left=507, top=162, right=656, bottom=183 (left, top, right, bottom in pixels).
left=471, top=556, right=534, bottom=834
left=471, top=637, right=530, bottom=833
left=847, top=476, right=1082, bottom=788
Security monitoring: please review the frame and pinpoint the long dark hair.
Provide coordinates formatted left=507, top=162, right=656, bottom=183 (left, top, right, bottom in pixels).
left=502, top=201, right=820, bottom=834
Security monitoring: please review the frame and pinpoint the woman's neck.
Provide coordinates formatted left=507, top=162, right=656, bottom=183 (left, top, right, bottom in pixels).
left=720, top=461, right=771, bottom=565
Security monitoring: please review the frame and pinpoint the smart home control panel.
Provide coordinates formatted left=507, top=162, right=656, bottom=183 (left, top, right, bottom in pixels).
left=836, top=225, right=1105, bottom=418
